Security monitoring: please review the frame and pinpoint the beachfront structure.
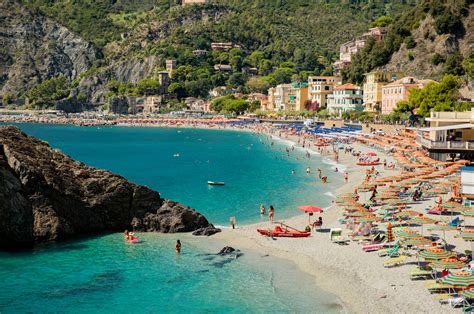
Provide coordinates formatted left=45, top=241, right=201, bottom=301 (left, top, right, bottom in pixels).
left=416, top=109, right=474, bottom=161
left=381, top=77, right=434, bottom=115
left=327, top=83, right=363, bottom=115
left=363, top=70, right=404, bottom=112
left=307, top=76, right=342, bottom=109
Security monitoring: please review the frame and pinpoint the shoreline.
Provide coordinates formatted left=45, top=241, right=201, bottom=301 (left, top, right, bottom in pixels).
left=0, top=120, right=457, bottom=313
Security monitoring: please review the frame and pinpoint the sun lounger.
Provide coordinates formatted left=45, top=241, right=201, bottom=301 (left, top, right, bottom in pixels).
left=434, top=293, right=456, bottom=300
left=409, top=267, right=434, bottom=280
left=383, top=255, right=406, bottom=267
left=378, top=244, right=400, bottom=257
left=424, top=282, right=450, bottom=293
left=439, top=296, right=467, bottom=308
left=362, top=243, right=385, bottom=252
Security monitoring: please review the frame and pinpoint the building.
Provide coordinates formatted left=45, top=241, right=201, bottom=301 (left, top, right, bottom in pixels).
left=416, top=109, right=474, bottom=162
left=158, top=71, right=170, bottom=92
left=363, top=70, right=404, bottom=112
left=333, top=27, right=386, bottom=73
left=211, top=42, right=234, bottom=51
left=381, top=77, right=434, bottom=115
left=213, top=64, right=232, bottom=72
left=307, top=76, right=342, bottom=109
left=182, top=0, right=206, bottom=6
left=267, top=84, right=293, bottom=111
left=327, top=83, right=363, bottom=115
left=287, top=83, right=309, bottom=111
left=192, top=49, right=208, bottom=57
left=143, top=96, right=164, bottom=113
left=166, top=60, right=176, bottom=77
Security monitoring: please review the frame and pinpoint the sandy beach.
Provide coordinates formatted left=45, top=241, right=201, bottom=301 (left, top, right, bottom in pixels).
left=204, top=130, right=458, bottom=313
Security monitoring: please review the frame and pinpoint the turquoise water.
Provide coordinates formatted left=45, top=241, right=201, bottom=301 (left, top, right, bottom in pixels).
left=0, top=123, right=343, bottom=313
left=4, top=123, right=340, bottom=224
left=0, top=234, right=341, bottom=313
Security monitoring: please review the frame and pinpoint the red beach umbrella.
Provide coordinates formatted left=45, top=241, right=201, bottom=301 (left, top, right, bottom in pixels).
left=298, top=205, right=324, bottom=213
left=366, top=152, right=378, bottom=156
left=298, top=205, right=324, bottom=225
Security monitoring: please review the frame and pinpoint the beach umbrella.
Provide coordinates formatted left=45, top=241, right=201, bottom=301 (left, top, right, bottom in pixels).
left=385, top=223, right=393, bottom=243
left=430, top=259, right=466, bottom=270
left=393, top=229, right=420, bottom=239
left=298, top=205, right=323, bottom=224
left=410, top=216, right=437, bottom=235
left=418, top=248, right=455, bottom=261
left=428, top=225, right=458, bottom=249
left=402, top=237, right=433, bottom=247
left=366, top=152, right=377, bottom=156
left=395, top=210, right=422, bottom=218
left=461, top=288, right=474, bottom=299
left=438, top=272, right=474, bottom=289
left=457, top=231, right=474, bottom=261
left=463, top=210, right=474, bottom=217
left=357, top=216, right=380, bottom=223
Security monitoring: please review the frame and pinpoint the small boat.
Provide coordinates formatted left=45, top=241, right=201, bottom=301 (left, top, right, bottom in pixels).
left=208, top=181, right=225, bottom=186
left=257, top=226, right=310, bottom=238
left=127, top=237, right=141, bottom=243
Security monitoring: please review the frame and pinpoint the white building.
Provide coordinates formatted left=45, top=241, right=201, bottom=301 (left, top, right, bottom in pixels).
left=327, top=83, right=363, bottom=115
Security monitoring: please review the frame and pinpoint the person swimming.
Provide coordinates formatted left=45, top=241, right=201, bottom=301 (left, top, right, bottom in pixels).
left=176, top=240, right=181, bottom=253
left=291, top=170, right=295, bottom=175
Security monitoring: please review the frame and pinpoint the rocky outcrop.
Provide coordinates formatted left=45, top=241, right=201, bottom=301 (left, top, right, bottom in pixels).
left=192, top=224, right=222, bottom=236
left=0, top=126, right=209, bottom=249
left=0, top=0, right=100, bottom=98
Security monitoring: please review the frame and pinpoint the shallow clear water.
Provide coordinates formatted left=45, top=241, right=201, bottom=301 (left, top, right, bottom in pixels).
left=0, top=123, right=344, bottom=313
left=0, top=234, right=341, bottom=313
left=4, top=123, right=341, bottom=224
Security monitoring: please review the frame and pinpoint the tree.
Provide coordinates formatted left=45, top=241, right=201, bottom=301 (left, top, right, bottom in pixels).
left=371, top=16, right=393, bottom=27
left=462, top=53, right=474, bottom=78
left=26, top=76, right=71, bottom=107
left=210, top=95, right=234, bottom=113
left=397, top=74, right=462, bottom=117
left=248, top=100, right=261, bottom=112
left=270, top=67, right=295, bottom=85
left=136, top=78, right=161, bottom=95
left=245, top=51, right=264, bottom=67
left=227, top=73, right=247, bottom=88
left=246, top=77, right=270, bottom=93
left=168, top=82, right=186, bottom=100
left=223, top=98, right=249, bottom=115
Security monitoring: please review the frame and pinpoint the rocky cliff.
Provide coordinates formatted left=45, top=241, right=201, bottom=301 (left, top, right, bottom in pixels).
left=0, top=0, right=100, bottom=98
left=0, top=126, right=209, bottom=249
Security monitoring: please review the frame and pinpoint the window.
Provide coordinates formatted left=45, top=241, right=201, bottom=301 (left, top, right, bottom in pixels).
left=325, top=86, right=330, bottom=91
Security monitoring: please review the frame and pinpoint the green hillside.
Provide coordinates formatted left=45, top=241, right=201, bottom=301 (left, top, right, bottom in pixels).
left=14, top=0, right=417, bottom=107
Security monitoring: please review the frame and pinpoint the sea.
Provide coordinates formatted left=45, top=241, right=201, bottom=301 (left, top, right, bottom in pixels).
left=0, top=123, right=344, bottom=313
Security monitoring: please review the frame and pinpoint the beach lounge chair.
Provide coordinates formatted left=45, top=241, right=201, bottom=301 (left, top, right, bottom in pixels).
left=362, top=243, right=385, bottom=252
left=424, top=281, right=450, bottom=293
left=448, top=217, right=463, bottom=227
left=409, top=267, right=434, bottom=280
left=378, top=243, right=400, bottom=257
left=330, top=228, right=349, bottom=244
left=383, top=255, right=406, bottom=267
left=439, top=296, right=468, bottom=308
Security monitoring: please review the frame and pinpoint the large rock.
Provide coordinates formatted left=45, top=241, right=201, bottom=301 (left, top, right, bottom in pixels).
left=0, top=126, right=209, bottom=249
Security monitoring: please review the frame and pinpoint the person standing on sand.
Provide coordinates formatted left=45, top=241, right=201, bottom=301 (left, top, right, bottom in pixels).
left=268, top=205, right=275, bottom=223
left=176, top=240, right=181, bottom=254
left=344, top=171, right=349, bottom=183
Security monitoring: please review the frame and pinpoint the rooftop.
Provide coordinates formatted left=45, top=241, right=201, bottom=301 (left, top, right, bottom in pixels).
left=418, top=123, right=474, bottom=132
left=334, top=83, right=360, bottom=90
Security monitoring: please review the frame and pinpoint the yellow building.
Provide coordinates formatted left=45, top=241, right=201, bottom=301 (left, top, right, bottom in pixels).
left=266, top=83, right=308, bottom=112
left=287, top=83, right=309, bottom=111
left=307, top=76, right=342, bottom=109
left=363, top=70, right=404, bottom=112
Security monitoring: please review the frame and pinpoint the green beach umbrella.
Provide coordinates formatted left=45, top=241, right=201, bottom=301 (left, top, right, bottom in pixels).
left=457, top=231, right=474, bottom=261
left=393, top=228, right=420, bottom=239
left=430, top=259, right=466, bottom=270
left=437, top=272, right=474, bottom=289
left=402, top=237, right=433, bottom=247
left=461, top=288, right=474, bottom=299
left=418, top=248, right=455, bottom=261
left=357, top=216, right=380, bottom=223
left=428, top=225, right=458, bottom=249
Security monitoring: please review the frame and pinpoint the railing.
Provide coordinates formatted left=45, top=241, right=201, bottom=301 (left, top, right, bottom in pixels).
left=416, top=135, right=474, bottom=150
left=429, top=111, right=472, bottom=120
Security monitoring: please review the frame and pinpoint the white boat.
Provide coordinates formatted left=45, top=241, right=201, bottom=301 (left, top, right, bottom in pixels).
left=208, top=181, right=225, bottom=186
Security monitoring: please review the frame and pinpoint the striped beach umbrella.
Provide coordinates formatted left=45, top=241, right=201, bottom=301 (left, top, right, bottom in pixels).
left=393, top=228, right=420, bottom=239
left=395, top=210, right=422, bottom=218
left=430, top=259, right=466, bottom=270
left=457, top=231, right=474, bottom=261
left=438, top=272, right=474, bottom=289
left=418, top=248, right=455, bottom=261
left=387, top=223, right=394, bottom=242
left=402, top=237, right=433, bottom=247
left=357, top=216, right=380, bottom=223
left=463, top=210, right=474, bottom=217
left=461, top=288, right=474, bottom=299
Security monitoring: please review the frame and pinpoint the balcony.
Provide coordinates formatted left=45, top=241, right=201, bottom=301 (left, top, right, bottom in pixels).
left=416, top=135, right=474, bottom=150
